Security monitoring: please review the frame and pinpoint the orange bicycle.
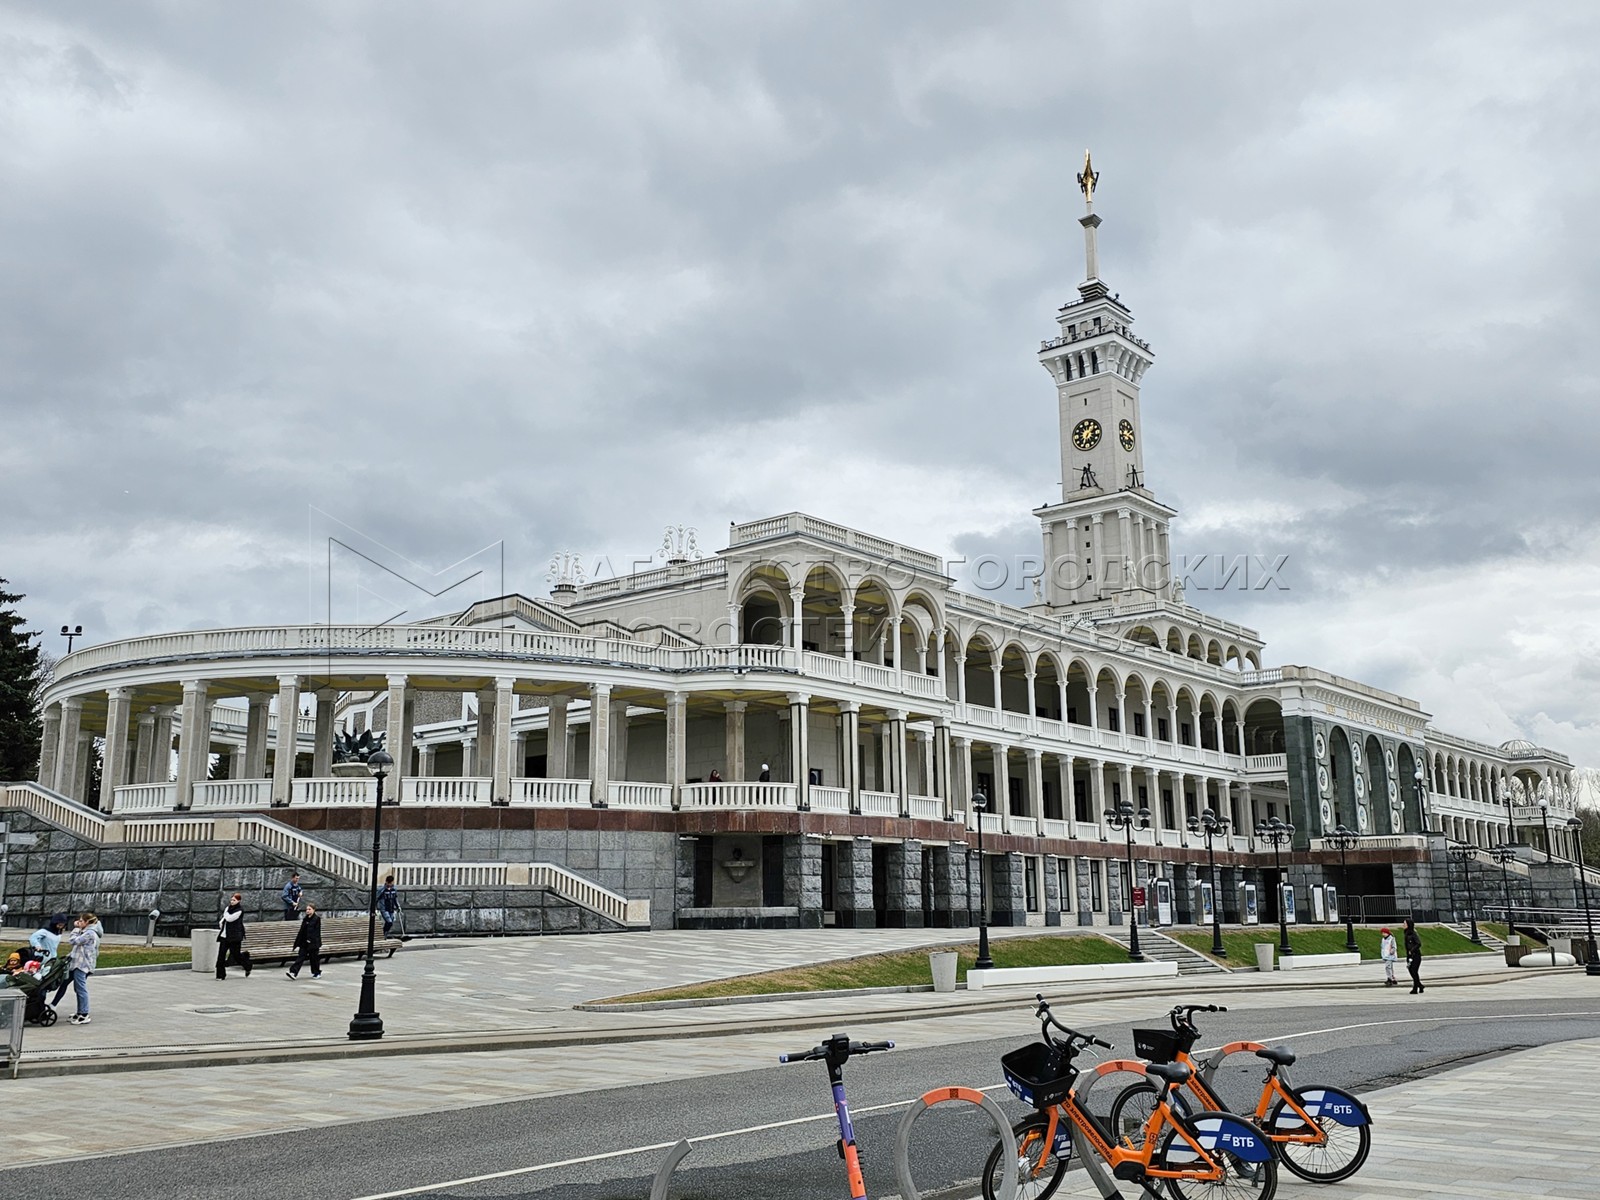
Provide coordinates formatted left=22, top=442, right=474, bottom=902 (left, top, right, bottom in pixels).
left=1105, top=1004, right=1371, bottom=1184
left=981, top=996, right=1277, bottom=1200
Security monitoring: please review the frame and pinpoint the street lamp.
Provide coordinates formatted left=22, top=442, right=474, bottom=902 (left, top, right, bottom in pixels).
left=1447, top=842, right=1482, bottom=945
left=60, top=624, right=83, bottom=653
left=348, top=747, right=392, bottom=1041
left=1106, top=799, right=1151, bottom=962
left=1256, top=817, right=1295, bottom=956
left=1327, top=823, right=1361, bottom=953
left=1489, top=844, right=1518, bottom=942
left=1565, top=817, right=1600, bottom=977
left=971, top=792, right=993, bottom=971
left=1538, top=790, right=1553, bottom=863
left=1497, top=779, right=1517, bottom=851
left=1186, top=808, right=1229, bottom=958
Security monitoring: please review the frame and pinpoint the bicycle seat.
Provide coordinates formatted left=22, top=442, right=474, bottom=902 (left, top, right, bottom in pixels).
left=1255, top=1046, right=1296, bottom=1066
left=1144, top=1061, right=1192, bottom=1086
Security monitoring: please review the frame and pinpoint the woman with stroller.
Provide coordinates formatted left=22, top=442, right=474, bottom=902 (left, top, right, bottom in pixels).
left=215, top=893, right=254, bottom=980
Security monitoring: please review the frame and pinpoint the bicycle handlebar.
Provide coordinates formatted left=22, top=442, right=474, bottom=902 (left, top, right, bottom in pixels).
left=1033, top=994, right=1113, bottom=1052
left=778, top=1038, right=894, bottom=1064
left=1169, top=1002, right=1226, bottom=1029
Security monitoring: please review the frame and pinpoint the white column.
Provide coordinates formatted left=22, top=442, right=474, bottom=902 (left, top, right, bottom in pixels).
left=665, top=691, right=687, bottom=810
left=72, top=733, right=92, bottom=803
left=842, top=605, right=855, bottom=661
left=1058, top=752, right=1076, bottom=835
left=932, top=627, right=946, bottom=695
left=417, top=744, right=436, bottom=777
left=475, top=686, right=496, bottom=777
left=990, top=662, right=1003, bottom=712
left=100, top=688, right=132, bottom=811
left=245, top=695, right=270, bottom=779
left=723, top=700, right=746, bottom=782
left=934, top=719, right=952, bottom=815
left=55, top=697, right=83, bottom=799
left=920, top=727, right=935, bottom=798
left=1026, top=748, right=1044, bottom=823
left=788, top=587, right=806, bottom=651
left=887, top=709, right=907, bottom=816
left=548, top=695, right=571, bottom=778
left=955, top=653, right=968, bottom=705
left=991, top=743, right=1010, bottom=832
left=1025, top=669, right=1038, bottom=726
left=386, top=675, right=410, bottom=786
left=271, top=675, right=300, bottom=806
left=789, top=691, right=811, bottom=809
left=37, top=704, right=61, bottom=790
left=588, top=683, right=611, bottom=806
left=492, top=676, right=514, bottom=805
left=1089, top=513, right=1105, bottom=599
left=1064, top=517, right=1082, bottom=602
left=842, top=701, right=860, bottom=811
left=726, top=600, right=741, bottom=646
left=1089, top=759, right=1107, bottom=838
left=150, top=706, right=174, bottom=782
left=313, top=688, right=335, bottom=777
left=174, top=682, right=207, bottom=810
left=132, top=709, right=155, bottom=788
left=609, top=698, right=630, bottom=780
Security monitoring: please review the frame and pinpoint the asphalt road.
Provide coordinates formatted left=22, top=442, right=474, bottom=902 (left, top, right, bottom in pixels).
left=26, top=995, right=1600, bottom=1200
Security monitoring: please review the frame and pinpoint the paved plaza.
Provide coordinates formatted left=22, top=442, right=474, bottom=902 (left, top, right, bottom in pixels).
left=1, top=922, right=1593, bottom=1188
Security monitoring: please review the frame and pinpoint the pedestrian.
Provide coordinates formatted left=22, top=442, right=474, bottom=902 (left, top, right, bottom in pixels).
left=61, top=911, right=102, bottom=1024
left=281, top=871, right=303, bottom=920
left=758, top=763, right=770, bottom=782
left=1379, top=927, right=1398, bottom=987
left=286, top=903, right=323, bottom=979
left=215, top=892, right=254, bottom=980
left=378, top=875, right=400, bottom=939
left=708, top=769, right=722, bottom=783
left=1404, top=916, right=1424, bottom=994
left=29, top=912, right=67, bottom=962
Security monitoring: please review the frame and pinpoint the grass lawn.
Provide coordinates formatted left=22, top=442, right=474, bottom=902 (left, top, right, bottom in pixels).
left=97, top=947, right=192, bottom=969
left=1171, top=925, right=1492, bottom=963
left=597, top=932, right=1131, bottom=1004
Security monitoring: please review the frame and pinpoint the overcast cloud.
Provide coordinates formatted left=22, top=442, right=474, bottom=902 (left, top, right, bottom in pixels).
left=2, top=2, right=1597, bottom=769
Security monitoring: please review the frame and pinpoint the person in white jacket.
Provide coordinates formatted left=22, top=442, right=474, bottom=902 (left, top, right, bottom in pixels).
left=1379, top=927, right=1398, bottom=987
left=62, top=912, right=103, bottom=1024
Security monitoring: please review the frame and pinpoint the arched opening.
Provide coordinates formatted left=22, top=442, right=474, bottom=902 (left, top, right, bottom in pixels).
left=1094, top=667, right=1122, bottom=733
left=1150, top=680, right=1174, bottom=743
left=1242, top=698, right=1284, bottom=756
left=1220, top=700, right=1241, bottom=757
left=1197, top=693, right=1220, bottom=751
left=1205, top=639, right=1223, bottom=667
left=852, top=579, right=895, bottom=664
left=1174, top=687, right=1198, bottom=747
left=1327, top=727, right=1356, bottom=832
left=797, top=564, right=848, bottom=655
left=1395, top=745, right=1422, bottom=833
left=1245, top=650, right=1261, bottom=670
left=1366, top=734, right=1391, bottom=835
left=1064, top=660, right=1093, bottom=726
left=902, top=592, right=944, bottom=676
left=998, top=643, right=1031, bottom=715
left=1165, top=628, right=1184, bottom=654
left=963, top=635, right=998, bottom=708
left=1124, top=673, right=1150, bottom=739
left=1125, top=625, right=1160, bottom=648
left=1186, top=634, right=1204, bottom=660
left=1034, top=652, right=1064, bottom=721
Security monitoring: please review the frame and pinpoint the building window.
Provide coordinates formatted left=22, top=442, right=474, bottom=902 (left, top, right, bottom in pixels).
left=1090, top=861, right=1104, bottom=911
left=1181, top=722, right=1193, bottom=746
left=1162, top=788, right=1175, bottom=828
left=1133, top=712, right=1145, bottom=737
left=1107, top=708, right=1120, bottom=733
left=1025, top=857, right=1040, bottom=912
left=1074, top=779, right=1089, bottom=822
left=1158, top=717, right=1170, bottom=741
left=1111, top=780, right=1122, bottom=805
left=1058, top=859, right=1072, bottom=911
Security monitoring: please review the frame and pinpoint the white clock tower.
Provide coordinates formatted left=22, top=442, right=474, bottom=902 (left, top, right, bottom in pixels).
left=1034, top=154, right=1177, bottom=607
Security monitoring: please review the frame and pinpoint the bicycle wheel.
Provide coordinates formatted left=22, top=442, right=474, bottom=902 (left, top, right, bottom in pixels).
left=1158, top=1124, right=1277, bottom=1200
left=980, top=1115, right=1070, bottom=1200
left=1108, top=1081, right=1192, bottom=1149
left=1267, top=1088, right=1371, bottom=1183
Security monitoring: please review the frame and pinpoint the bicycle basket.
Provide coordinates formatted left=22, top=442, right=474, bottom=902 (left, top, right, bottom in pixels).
left=1001, top=1042, right=1078, bottom=1109
left=1131, top=1027, right=1184, bottom=1064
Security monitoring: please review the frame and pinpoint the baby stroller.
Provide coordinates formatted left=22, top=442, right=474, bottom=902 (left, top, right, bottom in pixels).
left=3, top=951, right=69, bottom=1027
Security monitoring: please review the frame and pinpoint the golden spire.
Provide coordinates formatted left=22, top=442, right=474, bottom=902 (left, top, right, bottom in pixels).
left=1077, top=150, right=1099, bottom=206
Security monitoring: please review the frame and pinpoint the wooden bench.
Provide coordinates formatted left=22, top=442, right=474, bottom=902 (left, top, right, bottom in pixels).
left=242, top=915, right=402, bottom=964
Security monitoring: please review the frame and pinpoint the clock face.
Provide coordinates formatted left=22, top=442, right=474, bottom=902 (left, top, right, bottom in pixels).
left=1119, top=419, right=1136, bottom=451
left=1071, top=418, right=1102, bottom=451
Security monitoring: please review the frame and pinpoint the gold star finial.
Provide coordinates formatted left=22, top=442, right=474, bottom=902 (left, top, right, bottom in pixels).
left=1077, top=150, right=1099, bottom=205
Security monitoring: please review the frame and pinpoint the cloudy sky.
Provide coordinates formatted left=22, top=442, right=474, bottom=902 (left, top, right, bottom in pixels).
left=3, top=2, right=1596, bottom=768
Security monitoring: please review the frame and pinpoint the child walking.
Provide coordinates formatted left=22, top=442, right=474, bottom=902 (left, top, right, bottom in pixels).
left=1379, top=927, right=1398, bottom=986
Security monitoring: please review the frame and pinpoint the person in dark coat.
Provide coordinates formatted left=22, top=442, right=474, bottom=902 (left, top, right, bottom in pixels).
left=286, top=903, right=323, bottom=980
left=757, top=763, right=770, bottom=782
left=215, top=893, right=253, bottom=980
left=378, top=876, right=400, bottom=939
left=1403, top=917, right=1424, bottom=994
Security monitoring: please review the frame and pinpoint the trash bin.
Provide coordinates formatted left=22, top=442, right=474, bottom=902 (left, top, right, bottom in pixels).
left=190, top=928, right=217, bottom=974
left=929, top=951, right=959, bottom=993
left=1254, top=942, right=1276, bottom=973
left=0, top=990, right=24, bottom=1078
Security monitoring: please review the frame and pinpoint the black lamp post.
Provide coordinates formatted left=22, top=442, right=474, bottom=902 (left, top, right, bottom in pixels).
left=1256, top=817, right=1295, bottom=956
left=1447, top=842, right=1481, bottom=945
left=1489, top=844, right=1517, bottom=942
left=971, top=791, right=993, bottom=971
left=348, top=748, right=392, bottom=1041
left=60, top=624, right=83, bottom=653
left=1538, top=794, right=1553, bottom=863
left=1565, top=817, right=1600, bottom=977
left=1186, top=808, right=1228, bottom=958
left=1327, top=823, right=1361, bottom=953
left=1107, top=799, right=1150, bottom=962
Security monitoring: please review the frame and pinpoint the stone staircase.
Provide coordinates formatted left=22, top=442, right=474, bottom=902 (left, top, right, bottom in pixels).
left=1099, top=923, right=1231, bottom=975
left=1446, top=921, right=1505, bottom=950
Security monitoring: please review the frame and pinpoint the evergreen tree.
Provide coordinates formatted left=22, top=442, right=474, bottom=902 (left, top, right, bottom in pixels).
left=0, top=580, right=46, bottom=781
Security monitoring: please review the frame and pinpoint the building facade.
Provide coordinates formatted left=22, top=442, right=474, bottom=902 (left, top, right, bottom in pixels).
left=14, top=173, right=1582, bottom=935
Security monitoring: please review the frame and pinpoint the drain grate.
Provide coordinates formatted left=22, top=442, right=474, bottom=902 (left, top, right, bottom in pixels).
left=190, top=1006, right=241, bottom=1014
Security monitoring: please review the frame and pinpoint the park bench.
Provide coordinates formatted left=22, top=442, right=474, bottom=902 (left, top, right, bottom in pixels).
left=241, top=915, right=402, bottom=965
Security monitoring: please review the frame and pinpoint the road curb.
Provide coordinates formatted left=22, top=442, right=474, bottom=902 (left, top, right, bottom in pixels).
left=13, top=963, right=1541, bottom=1078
